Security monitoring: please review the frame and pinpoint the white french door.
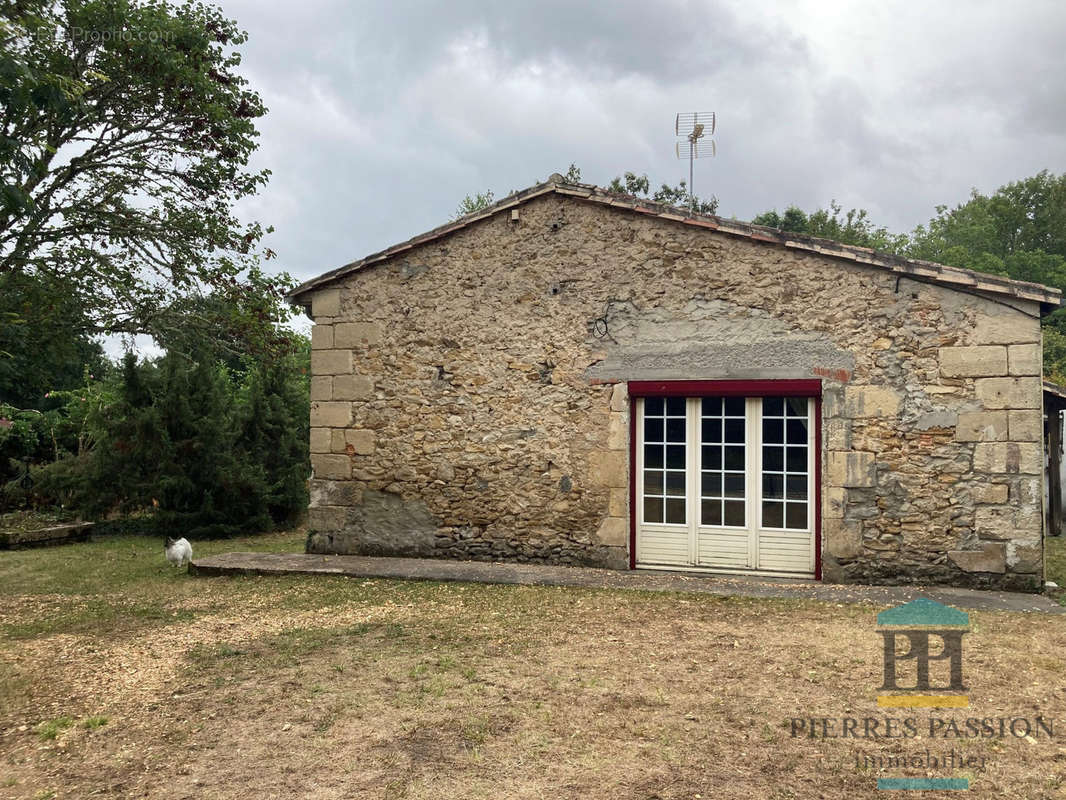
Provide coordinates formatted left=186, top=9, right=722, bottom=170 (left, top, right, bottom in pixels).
left=635, top=395, right=816, bottom=577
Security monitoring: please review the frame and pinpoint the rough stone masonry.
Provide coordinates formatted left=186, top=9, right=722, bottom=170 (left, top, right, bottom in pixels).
left=293, top=182, right=1057, bottom=591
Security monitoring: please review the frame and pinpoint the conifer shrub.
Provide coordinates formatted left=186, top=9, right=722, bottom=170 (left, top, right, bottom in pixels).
left=20, top=346, right=310, bottom=538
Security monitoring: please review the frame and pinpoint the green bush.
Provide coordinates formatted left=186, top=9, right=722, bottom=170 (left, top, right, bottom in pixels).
left=10, top=345, right=310, bottom=538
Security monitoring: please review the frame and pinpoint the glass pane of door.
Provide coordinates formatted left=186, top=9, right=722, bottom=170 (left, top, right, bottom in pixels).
left=760, top=397, right=810, bottom=531
left=699, top=396, right=746, bottom=528
left=642, top=396, right=688, bottom=525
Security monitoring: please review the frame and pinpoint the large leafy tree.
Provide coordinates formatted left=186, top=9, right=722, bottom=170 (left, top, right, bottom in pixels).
left=0, top=270, right=105, bottom=407
left=152, top=266, right=299, bottom=368
left=752, top=202, right=908, bottom=252
left=908, top=171, right=1066, bottom=275
left=0, top=0, right=278, bottom=340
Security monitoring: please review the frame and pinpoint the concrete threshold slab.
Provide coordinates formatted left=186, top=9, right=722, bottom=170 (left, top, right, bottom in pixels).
left=190, top=552, right=1065, bottom=615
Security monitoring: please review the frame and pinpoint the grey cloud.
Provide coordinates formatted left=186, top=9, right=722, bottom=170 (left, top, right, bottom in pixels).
left=212, top=0, right=1066, bottom=286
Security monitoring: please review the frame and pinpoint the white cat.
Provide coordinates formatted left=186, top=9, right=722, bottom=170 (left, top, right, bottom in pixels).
left=165, top=536, right=193, bottom=567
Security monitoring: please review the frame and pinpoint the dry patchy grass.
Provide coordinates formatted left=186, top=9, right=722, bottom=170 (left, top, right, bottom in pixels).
left=1047, top=535, right=1066, bottom=605
left=1, top=532, right=1065, bottom=799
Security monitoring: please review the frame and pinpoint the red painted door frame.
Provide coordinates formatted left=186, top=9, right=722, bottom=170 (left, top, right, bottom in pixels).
left=627, top=379, right=823, bottom=580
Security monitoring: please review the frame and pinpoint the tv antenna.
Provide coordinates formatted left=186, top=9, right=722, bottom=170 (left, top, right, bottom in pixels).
left=675, top=112, right=716, bottom=211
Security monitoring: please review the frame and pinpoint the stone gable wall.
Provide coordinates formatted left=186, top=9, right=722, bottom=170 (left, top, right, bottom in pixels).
left=304, top=193, right=1045, bottom=589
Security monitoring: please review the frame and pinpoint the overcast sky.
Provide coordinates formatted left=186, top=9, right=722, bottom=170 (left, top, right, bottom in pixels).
left=212, top=0, right=1066, bottom=288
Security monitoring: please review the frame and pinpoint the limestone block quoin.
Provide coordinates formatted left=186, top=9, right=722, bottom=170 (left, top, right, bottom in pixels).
left=1007, top=410, right=1042, bottom=442
left=308, top=505, right=347, bottom=532
left=311, top=289, right=340, bottom=318
left=310, top=401, right=353, bottom=428
left=311, top=454, right=351, bottom=481
left=311, top=349, right=353, bottom=376
left=588, top=451, right=627, bottom=488
left=310, top=376, right=333, bottom=401
left=824, top=518, right=862, bottom=559
left=974, top=377, right=1041, bottom=410
left=972, top=442, right=1042, bottom=475
left=345, top=429, right=376, bottom=455
left=825, top=487, right=846, bottom=519
left=309, top=427, right=331, bottom=454
left=607, top=413, right=627, bottom=450
left=938, top=345, right=1007, bottom=378
left=972, top=483, right=1009, bottom=504
left=333, top=374, right=374, bottom=401
left=335, top=322, right=383, bottom=348
left=955, top=411, right=1008, bottom=442
left=843, top=386, right=901, bottom=418
left=311, top=324, right=334, bottom=350
left=595, top=517, right=628, bottom=546
left=970, top=311, right=1039, bottom=345
left=827, top=451, right=875, bottom=488
left=1007, top=343, right=1041, bottom=376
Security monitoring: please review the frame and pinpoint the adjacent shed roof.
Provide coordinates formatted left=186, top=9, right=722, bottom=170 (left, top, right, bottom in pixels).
left=288, top=175, right=1064, bottom=314
left=1044, top=380, right=1066, bottom=410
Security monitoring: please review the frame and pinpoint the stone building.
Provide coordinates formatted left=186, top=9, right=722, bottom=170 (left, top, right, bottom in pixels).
left=288, top=175, right=1062, bottom=591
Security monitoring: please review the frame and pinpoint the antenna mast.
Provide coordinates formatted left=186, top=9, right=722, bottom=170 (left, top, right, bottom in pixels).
left=675, top=112, right=716, bottom=211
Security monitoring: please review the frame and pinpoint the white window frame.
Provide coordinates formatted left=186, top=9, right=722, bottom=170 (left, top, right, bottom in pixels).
left=635, top=396, right=815, bottom=576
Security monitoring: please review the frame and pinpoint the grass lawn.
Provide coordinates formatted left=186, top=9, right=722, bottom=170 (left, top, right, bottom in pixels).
left=1, top=533, right=1065, bottom=799
left=1047, top=534, right=1066, bottom=604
